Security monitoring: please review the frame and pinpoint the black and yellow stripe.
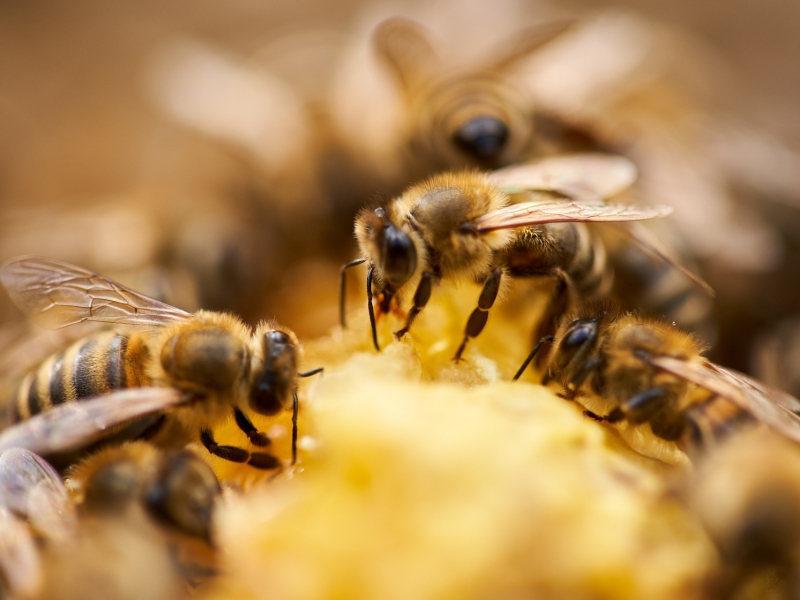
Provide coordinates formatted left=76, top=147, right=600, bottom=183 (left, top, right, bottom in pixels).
left=13, top=331, right=149, bottom=423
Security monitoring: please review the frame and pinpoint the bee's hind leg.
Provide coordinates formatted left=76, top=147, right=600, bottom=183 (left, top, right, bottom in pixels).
left=200, top=429, right=280, bottom=470
left=233, top=408, right=270, bottom=447
left=453, top=268, right=503, bottom=361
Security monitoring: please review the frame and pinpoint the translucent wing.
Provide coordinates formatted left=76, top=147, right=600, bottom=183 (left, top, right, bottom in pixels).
left=487, top=153, right=638, bottom=203
left=473, top=201, right=672, bottom=232
left=613, top=222, right=715, bottom=296
left=0, top=256, right=193, bottom=329
left=648, top=355, right=800, bottom=444
left=710, top=364, right=800, bottom=416
left=0, top=388, right=189, bottom=457
left=0, top=449, right=76, bottom=541
left=0, top=509, right=41, bottom=599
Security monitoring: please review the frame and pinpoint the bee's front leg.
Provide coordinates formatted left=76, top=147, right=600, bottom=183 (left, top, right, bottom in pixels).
left=200, top=429, right=280, bottom=470
left=233, top=408, right=270, bottom=447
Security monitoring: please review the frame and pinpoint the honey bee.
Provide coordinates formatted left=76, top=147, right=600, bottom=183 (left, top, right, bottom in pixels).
left=0, top=257, right=322, bottom=471
left=341, top=154, right=697, bottom=360
left=518, top=302, right=800, bottom=457
left=69, top=442, right=221, bottom=547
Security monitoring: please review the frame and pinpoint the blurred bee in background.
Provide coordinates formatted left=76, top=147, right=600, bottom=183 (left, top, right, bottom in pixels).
left=688, top=430, right=800, bottom=599
left=516, top=302, right=800, bottom=463
left=342, top=155, right=685, bottom=361
left=33, top=442, right=220, bottom=600
left=368, top=17, right=585, bottom=175
left=0, top=257, right=322, bottom=471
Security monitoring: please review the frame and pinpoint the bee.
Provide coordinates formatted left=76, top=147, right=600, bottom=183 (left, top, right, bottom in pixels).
left=0, top=256, right=322, bottom=471
left=517, top=303, right=800, bottom=457
left=341, top=154, right=697, bottom=361
left=39, top=446, right=216, bottom=600
left=69, top=442, right=221, bottom=547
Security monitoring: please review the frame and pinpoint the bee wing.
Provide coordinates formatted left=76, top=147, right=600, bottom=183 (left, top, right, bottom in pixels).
left=709, top=364, right=800, bottom=416
left=0, top=448, right=76, bottom=541
left=487, top=153, right=638, bottom=203
left=613, top=222, right=715, bottom=296
left=0, top=256, right=193, bottom=329
left=0, top=509, right=42, bottom=598
left=472, top=201, right=672, bottom=233
left=0, top=388, right=190, bottom=458
left=649, top=356, right=800, bottom=444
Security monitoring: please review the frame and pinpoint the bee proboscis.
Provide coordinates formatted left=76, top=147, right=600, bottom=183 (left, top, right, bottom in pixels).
left=0, top=257, right=321, bottom=470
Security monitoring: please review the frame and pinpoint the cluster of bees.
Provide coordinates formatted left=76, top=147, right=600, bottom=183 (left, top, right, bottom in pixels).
left=2, top=4, right=800, bottom=599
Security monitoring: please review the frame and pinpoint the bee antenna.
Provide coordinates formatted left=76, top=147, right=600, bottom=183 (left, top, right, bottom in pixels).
left=367, top=266, right=380, bottom=352
left=339, top=258, right=367, bottom=328
left=513, top=336, right=555, bottom=381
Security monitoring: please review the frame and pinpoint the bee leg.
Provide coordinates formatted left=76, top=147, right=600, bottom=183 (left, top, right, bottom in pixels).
left=583, top=410, right=606, bottom=421
left=395, top=272, right=433, bottom=339
left=200, top=429, right=280, bottom=470
left=367, top=266, right=380, bottom=351
left=233, top=408, right=270, bottom=447
left=339, top=258, right=367, bottom=328
left=512, top=336, right=555, bottom=381
left=453, top=268, right=503, bottom=361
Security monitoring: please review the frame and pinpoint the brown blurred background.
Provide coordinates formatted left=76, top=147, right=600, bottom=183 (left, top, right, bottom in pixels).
left=0, top=0, right=797, bottom=208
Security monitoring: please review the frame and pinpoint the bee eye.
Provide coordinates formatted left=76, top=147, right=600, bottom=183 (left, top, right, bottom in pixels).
left=249, top=332, right=295, bottom=416
left=452, top=116, right=509, bottom=161
left=554, top=319, right=598, bottom=371
left=562, top=319, right=598, bottom=348
left=381, top=223, right=417, bottom=288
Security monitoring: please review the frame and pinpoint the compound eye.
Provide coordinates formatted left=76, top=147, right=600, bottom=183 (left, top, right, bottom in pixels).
left=562, top=319, right=598, bottom=349
left=381, top=223, right=417, bottom=288
left=452, top=116, right=509, bottom=161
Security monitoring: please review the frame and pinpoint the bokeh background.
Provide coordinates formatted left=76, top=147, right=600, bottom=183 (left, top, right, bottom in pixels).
left=1, top=0, right=797, bottom=206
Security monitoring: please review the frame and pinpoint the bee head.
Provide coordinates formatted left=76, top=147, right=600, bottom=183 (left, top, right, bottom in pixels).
left=554, top=318, right=599, bottom=372
left=451, top=114, right=509, bottom=163
left=356, top=207, right=417, bottom=289
left=248, top=330, right=296, bottom=416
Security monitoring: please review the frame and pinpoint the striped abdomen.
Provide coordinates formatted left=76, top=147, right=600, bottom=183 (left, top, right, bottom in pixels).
left=502, top=222, right=613, bottom=298
left=12, top=330, right=151, bottom=423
